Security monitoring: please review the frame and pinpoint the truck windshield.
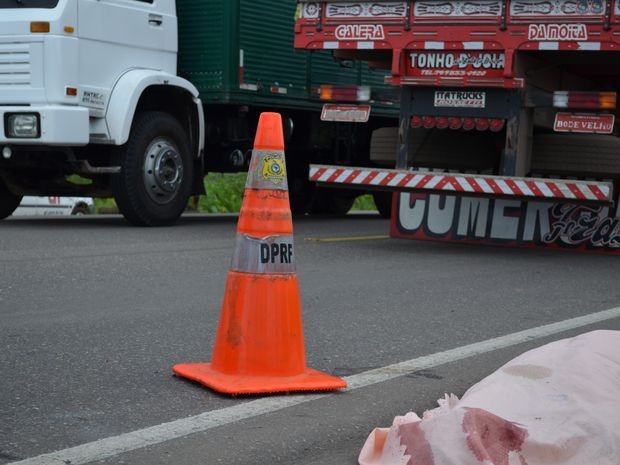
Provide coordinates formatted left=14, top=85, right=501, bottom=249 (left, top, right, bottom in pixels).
left=0, top=0, right=59, bottom=8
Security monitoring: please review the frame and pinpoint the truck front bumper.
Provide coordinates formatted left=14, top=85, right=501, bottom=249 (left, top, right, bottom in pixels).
left=0, top=105, right=89, bottom=146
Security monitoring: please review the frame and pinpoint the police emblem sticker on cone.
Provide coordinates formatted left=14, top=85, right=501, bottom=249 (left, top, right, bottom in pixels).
left=172, top=112, right=346, bottom=395
left=246, top=150, right=288, bottom=189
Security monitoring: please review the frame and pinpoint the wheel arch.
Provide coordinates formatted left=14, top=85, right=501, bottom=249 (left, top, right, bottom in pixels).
left=106, top=70, right=204, bottom=161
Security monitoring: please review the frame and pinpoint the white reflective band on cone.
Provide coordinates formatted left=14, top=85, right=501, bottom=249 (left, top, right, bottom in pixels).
left=245, top=150, right=289, bottom=190
left=231, top=234, right=296, bottom=274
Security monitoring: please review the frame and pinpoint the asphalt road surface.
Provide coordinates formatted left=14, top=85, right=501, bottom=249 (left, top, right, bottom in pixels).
left=2, top=212, right=620, bottom=465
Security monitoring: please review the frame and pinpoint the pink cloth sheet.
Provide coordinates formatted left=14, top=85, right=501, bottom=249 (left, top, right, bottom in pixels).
left=359, top=330, right=620, bottom=465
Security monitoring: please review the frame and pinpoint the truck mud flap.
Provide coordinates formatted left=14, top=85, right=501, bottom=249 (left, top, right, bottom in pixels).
left=392, top=190, right=620, bottom=254
left=309, top=164, right=620, bottom=253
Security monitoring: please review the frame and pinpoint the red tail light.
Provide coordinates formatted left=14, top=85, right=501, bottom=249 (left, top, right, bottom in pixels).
left=423, top=116, right=436, bottom=129
left=475, top=118, right=489, bottom=131
left=553, top=91, right=616, bottom=110
left=411, top=115, right=423, bottom=128
left=448, top=117, right=462, bottom=130
left=462, top=118, right=475, bottom=130
left=410, top=116, right=504, bottom=131
left=319, top=85, right=371, bottom=102
left=435, top=116, right=449, bottom=129
left=489, top=118, right=505, bottom=132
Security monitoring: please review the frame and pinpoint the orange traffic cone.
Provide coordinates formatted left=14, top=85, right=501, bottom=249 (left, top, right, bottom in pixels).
left=173, top=112, right=347, bottom=395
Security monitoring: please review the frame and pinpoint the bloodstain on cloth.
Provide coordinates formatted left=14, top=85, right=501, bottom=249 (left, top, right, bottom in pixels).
left=462, top=408, right=528, bottom=465
left=399, top=421, right=435, bottom=465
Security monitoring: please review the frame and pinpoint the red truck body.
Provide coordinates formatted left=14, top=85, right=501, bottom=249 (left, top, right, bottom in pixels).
left=295, top=0, right=620, bottom=254
left=295, top=1, right=620, bottom=87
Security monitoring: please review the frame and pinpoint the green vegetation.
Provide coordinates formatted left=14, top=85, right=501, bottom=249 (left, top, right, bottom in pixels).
left=352, top=194, right=376, bottom=211
left=66, top=174, right=93, bottom=185
left=94, top=173, right=378, bottom=214
left=198, top=173, right=246, bottom=213
left=94, top=197, right=118, bottom=214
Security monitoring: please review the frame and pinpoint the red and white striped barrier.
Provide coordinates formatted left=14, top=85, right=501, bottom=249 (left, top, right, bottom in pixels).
left=309, top=164, right=613, bottom=204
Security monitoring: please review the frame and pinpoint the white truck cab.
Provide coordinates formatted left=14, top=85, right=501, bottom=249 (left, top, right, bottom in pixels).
left=0, top=0, right=204, bottom=225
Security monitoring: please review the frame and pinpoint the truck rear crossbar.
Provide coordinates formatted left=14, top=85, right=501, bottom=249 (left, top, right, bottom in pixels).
left=309, top=165, right=614, bottom=205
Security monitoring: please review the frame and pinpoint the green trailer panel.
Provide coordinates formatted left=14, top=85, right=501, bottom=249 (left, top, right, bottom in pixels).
left=238, top=1, right=307, bottom=94
left=177, top=0, right=230, bottom=93
left=177, top=0, right=397, bottom=115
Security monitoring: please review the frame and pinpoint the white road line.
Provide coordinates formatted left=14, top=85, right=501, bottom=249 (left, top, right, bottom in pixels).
left=11, top=306, right=620, bottom=465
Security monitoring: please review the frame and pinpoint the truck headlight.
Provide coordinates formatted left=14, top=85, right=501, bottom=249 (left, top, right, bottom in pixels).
left=5, top=113, right=40, bottom=138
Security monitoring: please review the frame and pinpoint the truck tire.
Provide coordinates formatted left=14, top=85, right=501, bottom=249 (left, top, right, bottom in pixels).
left=372, top=191, right=393, bottom=219
left=287, top=161, right=314, bottom=215
left=308, top=188, right=355, bottom=216
left=288, top=175, right=314, bottom=215
left=0, top=180, right=22, bottom=220
left=71, top=203, right=90, bottom=215
left=112, top=111, right=193, bottom=226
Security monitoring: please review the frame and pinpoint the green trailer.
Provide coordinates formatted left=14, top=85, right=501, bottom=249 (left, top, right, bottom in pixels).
left=177, top=0, right=398, bottom=214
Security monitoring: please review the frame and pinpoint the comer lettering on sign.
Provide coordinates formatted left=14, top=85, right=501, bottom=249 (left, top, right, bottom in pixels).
left=393, top=192, right=620, bottom=254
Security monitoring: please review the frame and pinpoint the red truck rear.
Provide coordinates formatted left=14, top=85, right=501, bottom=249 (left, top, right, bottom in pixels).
left=295, top=0, right=620, bottom=253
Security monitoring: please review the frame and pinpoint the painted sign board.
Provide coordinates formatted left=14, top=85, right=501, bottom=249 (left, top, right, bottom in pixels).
left=334, top=24, right=385, bottom=40
left=391, top=191, right=620, bottom=254
left=434, top=91, right=486, bottom=108
left=553, top=113, right=615, bottom=134
left=321, top=104, right=371, bottom=122
left=408, top=52, right=505, bottom=79
left=527, top=23, right=588, bottom=40
left=325, top=2, right=407, bottom=19
left=414, top=0, right=502, bottom=17
left=513, top=0, right=605, bottom=17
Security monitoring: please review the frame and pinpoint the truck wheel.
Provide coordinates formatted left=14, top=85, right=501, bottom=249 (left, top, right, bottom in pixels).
left=308, top=188, right=355, bottom=216
left=0, top=180, right=22, bottom=220
left=112, top=112, right=193, bottom=226
left=288, top=175, right=314, bottom=215
left=71, top=203, right=90, bottom=216
left=372, top=191, right=393, bottom=219
left=287, top=162, right=314, bottom=215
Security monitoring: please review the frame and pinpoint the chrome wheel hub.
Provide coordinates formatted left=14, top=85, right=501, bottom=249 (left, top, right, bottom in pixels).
left=143, top=138, right=184, bottom=204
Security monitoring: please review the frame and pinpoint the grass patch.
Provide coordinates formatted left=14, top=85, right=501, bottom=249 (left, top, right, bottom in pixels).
left=94, top=198, right=118, bottom=214
left=66, top=174, right=93, bottom=185
left=352, top=194, right=377, bottom=212
left=199, top=173, right=246, bottom=213
left=92, top=173, right=378, bottom=214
